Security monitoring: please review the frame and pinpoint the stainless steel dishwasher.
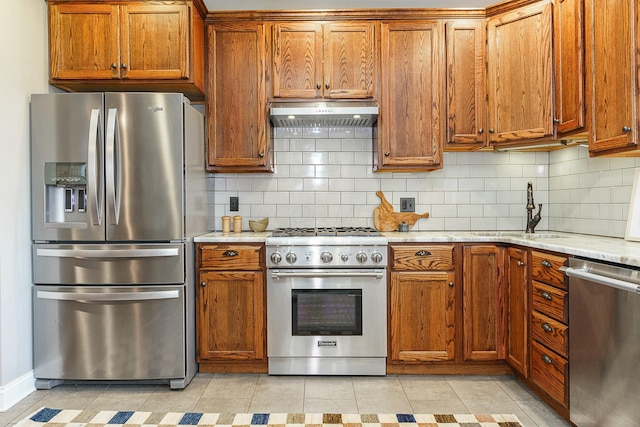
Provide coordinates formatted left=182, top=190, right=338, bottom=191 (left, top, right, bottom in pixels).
left=562, top=258, right=640, bottom=427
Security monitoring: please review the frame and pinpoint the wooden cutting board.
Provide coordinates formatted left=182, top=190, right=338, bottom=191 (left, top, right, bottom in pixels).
left=373, top=191, right=430, bottom=231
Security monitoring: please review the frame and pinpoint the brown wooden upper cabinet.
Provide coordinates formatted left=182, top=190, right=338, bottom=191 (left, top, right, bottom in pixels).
left=585, top=0, right=639, bottom=156
left=375, top=20, right=444, bottom=171
left=206, top=22, right=271, bottom=173
left=47, top=1, right=205, bottom=101
left=486, top=1, right=555, bottom=147
left=272, top=22, right=375, bottom=99
left=444, top=19, right=487, bottom=151
left=553, top=0, right=585, bottom=136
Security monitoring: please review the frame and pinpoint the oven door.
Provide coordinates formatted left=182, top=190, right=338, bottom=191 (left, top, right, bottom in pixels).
left=267, top=268, right=387, bottom=360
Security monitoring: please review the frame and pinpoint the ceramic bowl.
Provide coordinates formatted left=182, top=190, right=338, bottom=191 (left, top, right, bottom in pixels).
left=248, top=217, right=269, bottom=232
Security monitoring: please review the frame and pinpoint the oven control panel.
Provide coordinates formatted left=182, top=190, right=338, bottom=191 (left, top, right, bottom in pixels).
left=266, top=244, right=387, bottom=268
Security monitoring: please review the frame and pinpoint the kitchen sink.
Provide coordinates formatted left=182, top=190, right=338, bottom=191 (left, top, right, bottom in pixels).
left=469, top=231, right=562, bottom=239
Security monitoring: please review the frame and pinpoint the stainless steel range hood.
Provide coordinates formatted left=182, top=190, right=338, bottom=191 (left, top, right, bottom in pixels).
left=269, top=101, right=379, bottom=127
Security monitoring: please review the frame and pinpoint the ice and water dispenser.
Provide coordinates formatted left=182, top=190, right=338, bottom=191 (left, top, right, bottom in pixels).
left=44, top=162, right=87, bottom=225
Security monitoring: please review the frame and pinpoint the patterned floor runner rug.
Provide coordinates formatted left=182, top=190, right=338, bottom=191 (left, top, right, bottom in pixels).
left=16, top=407, right=523, bottom=427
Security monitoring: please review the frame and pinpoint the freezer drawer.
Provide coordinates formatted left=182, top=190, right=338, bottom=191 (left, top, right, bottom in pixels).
left=32, top=243, right=184, bottom=285
left=34, top=285, right=186, bottom=382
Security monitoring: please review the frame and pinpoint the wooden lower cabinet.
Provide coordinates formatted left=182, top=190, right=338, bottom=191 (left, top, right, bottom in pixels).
left=462, top=245, right=506, bottom=361
left=388, top=243, right=510, bottom=375
left=528, top=250, right=570, bottom=414
left=390, top=270, right=456, bottom=362
left=196, top=243, right=267, bottom=372
left=505, top=247, right=529, bottom=377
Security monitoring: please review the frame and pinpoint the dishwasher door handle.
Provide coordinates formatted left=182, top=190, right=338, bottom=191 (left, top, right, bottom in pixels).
left=560, top=266, right=640, bottom=294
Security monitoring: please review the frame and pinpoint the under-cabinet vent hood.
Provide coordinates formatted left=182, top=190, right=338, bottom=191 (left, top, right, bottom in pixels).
left=269, top=101, right=379, bottom=127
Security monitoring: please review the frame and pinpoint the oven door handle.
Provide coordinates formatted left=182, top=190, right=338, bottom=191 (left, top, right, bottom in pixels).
left=270, top=270, right=385, bottom=279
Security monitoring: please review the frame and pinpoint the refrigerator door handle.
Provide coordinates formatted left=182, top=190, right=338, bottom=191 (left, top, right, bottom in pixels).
left=36, top=247, right=180, bottom=259
left=36, top=289, right=180, bottom=302
left=105, top=108, right=122, bottom=225
left=88, top=108, right=104, bottom=225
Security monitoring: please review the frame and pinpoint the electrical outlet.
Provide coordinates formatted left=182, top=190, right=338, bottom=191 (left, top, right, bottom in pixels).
left=400, top=198, right=415, bottom=212
left=230, top=196, right=239, bottom=211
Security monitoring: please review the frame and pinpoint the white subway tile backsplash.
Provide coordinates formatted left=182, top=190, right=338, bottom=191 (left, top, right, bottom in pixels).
left=206, top=129, right=635, bottom=238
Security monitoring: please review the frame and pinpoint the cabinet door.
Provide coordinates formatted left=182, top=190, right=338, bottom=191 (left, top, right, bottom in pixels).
left=272, top=22, right=323, bottom=98
left=486, top=1, right=554, bottom=145
left=206, top=22, right=270, bottom=172
left=445, top=19, right=486, bottom=150
left=197, top=270, right=265, bottom=361
left=585, top=0, right=638, bottom=154
left=48, top=3, right=120, bottom=79
left=390, top=271, right=455, bottom=362
left=377, top=21, right=444, bottom=171
left=463, top=245, right=506, bottom=361
left=120, top=4, right=189, bottom=80
left=505, top=247, right=528, bottom=376
left=553, top=0, right=585, bottom=134
left=323, top=22, right=375, bottom=99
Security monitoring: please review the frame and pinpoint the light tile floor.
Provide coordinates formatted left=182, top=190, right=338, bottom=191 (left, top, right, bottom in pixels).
left=0, top=374, right=571, bottom=427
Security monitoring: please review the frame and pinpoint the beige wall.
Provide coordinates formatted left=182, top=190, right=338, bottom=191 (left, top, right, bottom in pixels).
left=0, top=0, right=49, bottom=410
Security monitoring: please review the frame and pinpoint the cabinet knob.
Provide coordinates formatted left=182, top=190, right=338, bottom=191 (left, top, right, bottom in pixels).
left=541, top=322, right=553, bottom=332
left=415, top=250, right=432, bottom=257
left=448, top=281, right=454, bottom=288
left=541, top=354, right=554, bottom=364
left=623, top=126, right=632, bottom=133
left=478, top=128, right=484, bottom=134
left=200, top=281, right=206, bottom=287
left=541, top=259, right=552, bottom=268
left=553, top=118, right=561, bottom=124
left=325, top=83, right=330, bottom=89
left=121, top=63, right=127, bottom=69
left=518, top=261, right=525, bottom=267
left=541, top=291, right=553, bottom=301
left=222, top=250, right=239, bottom=257
left=489, top=128, right=495, bottom=133
left=384, top=152, right=390, bottom=156
left=316, top=83, right=321, bottom=90
left=111, top=63, right=117, bottom=69
left=259, top=152, right=265, bottom=158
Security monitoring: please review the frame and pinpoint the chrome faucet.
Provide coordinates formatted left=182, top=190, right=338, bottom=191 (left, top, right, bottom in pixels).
left=526, top=181, right=542, bottom=233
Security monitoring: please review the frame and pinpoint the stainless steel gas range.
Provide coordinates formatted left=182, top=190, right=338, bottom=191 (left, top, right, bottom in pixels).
left=266, top=227, right=388, bottom=376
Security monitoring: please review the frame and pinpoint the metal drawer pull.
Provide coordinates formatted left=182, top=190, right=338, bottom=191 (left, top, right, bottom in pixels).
left=541, top=259, right=553, bottom=268
left=415, top=250, right=432, bottom=256
left=518, top=261, right=525, bottom=267
left=541, top=354, right=554, bottom=364
left=541, top=291, right=553, bottom=301
left=222, top=250, right=239, bottom=257
left=541, top=323, right=553, bottom=332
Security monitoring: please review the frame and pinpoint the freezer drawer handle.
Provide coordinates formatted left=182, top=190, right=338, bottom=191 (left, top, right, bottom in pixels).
left=37, top=289, right=180, bottom=302
left=36, top=248, right=180, bottom=258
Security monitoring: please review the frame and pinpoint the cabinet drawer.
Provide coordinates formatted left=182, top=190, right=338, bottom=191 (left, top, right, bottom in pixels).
left=531, top=340, right=568, bottom=407
left=199, top=244, right=263, bottom=270
left=531, top=251, right=568, bottom=289
left=532, top=310, right=568, bottom=357
left=391, top=245, right=455, bottom=271
left=532, top=281, right=568, bottom=323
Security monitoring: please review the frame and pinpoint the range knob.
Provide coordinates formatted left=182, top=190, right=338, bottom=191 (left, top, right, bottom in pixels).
left=371, top=251, right=383, bottom=264
left=341, top=253, right=349, bottom=262
left=356, top=252, right=368, bottom=263
left=285, top=252, right=297, bottom=264
left=320, top=252, right=333, bottom=263
left=270, top=252, right=282, bottom=264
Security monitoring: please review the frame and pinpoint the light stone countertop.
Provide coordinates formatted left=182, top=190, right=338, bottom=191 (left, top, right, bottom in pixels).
left=195, top=230, right=640, bottom=268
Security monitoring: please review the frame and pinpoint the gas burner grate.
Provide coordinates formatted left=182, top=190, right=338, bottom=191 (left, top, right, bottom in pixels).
left=271, top=226, right=380, bottom=237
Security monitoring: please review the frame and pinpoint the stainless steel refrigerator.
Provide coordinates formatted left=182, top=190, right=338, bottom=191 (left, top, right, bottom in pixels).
left=30, top=92, right=207, bottom=389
